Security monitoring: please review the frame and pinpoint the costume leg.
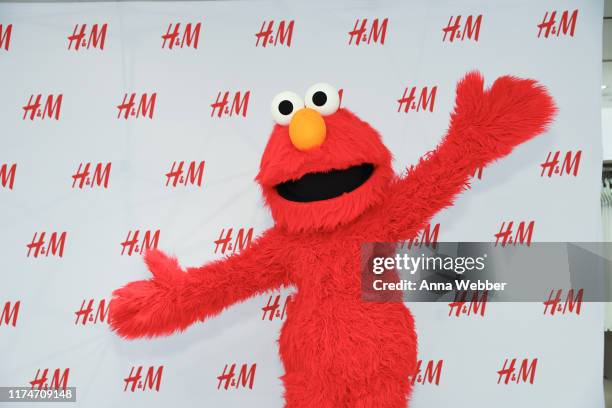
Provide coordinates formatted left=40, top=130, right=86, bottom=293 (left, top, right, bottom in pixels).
left=282, top=371, right=338, bottom=408
left=348, top=376, right=412, bottom=408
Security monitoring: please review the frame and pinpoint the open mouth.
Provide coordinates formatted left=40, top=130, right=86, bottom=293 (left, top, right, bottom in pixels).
left=275, top=163, right=374, bottom=202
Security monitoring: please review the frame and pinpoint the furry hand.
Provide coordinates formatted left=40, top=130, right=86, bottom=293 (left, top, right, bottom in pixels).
left=109, top=249, right=187, bottom=338
left=451, top=71, right=556, bottom=150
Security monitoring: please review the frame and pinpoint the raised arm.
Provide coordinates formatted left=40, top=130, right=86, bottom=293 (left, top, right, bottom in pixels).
left=109, top=228, right=290, bottom=339
left=376, top=71, right=556, bottom=242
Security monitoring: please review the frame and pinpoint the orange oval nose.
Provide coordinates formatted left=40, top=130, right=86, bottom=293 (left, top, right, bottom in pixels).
left=289, top=108, right=326, bottom=151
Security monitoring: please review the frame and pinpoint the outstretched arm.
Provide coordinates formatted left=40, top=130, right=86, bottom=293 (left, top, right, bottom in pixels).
left=376, top=71, right=556, bottom=242
left=109, top=228, right=289, bottom=339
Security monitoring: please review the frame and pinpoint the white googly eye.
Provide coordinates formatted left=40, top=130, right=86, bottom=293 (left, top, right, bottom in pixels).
left=305, top=83, right=340, bottom=116
left=271, top=91, right=304, bottom=125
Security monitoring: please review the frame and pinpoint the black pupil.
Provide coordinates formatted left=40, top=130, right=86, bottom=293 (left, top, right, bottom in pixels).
left=279, top=100, right=293, bottom=116
left=312, top=91, right=327, bottom=107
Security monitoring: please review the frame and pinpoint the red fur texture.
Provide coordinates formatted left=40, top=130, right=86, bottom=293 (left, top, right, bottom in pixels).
left=109, top=71, right=555, bottom=407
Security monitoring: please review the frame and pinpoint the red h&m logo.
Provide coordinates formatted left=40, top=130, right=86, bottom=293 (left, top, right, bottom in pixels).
left=67, top=24, right=107, bottom=51
left=30, top=368, right=70, bottom=390
left=442, top=15, right=482, bottom=42
left=448, top=291, right=488, bottom=317
left=255, top=20, right=294, bottom=47
left=494, top=221, right=534, bottom=247
left=543, top=289, right=583, bottom=316
left=397, top=86, right=437, bottom=113
left=121, top=230, right=160, bottom=256
left=72, top=162, right=111, bottom=189
left=117, top=93, right=156, bottom=120
left=214, top=227, right=253, bottom=255
left=261, top=294, right=291, bottom=321
left=217, top=363, right=256, bottom=390
left=0, top=163, right=16, bottom=189
left=165, top=161, right=205, bottom=187
left=124, top=366, right=163, bottom=392
left=398, top=223, right=440, bottom=250
left=537, top=10, right=578, bottom=39
left=0, top=301, right=20, bottom=327
left=27, top=232, right=67, bottom=258
left=0, top=24, right=12, bottom=51
left=348, top=18, right=388, bottom=46
left=162, top=22, right=201, bottom=49
left=210, top=91, right=250, bottom=118
left=540, top=150, right=581, bottom=177
left=22, top=94, right=63, bottom=121
left=75, top=299, right=109, bottom=325
left=411, top=359, right=443, bottom=386
left=497, top=358, right=537, bottom=385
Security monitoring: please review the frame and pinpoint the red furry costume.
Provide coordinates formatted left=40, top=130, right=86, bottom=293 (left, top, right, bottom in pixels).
left=109, top=72, right=555, bottom=407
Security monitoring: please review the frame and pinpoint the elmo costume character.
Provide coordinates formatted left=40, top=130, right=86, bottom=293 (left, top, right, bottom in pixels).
left=109, top=71, right=555, bottom=407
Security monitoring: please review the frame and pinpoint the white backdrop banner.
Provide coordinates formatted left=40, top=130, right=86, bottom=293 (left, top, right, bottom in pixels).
left=0, top=0, right=605, bottom=407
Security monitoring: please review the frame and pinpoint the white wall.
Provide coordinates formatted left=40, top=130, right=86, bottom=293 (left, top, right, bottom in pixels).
left=0, top=1, right=604, bottom=407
